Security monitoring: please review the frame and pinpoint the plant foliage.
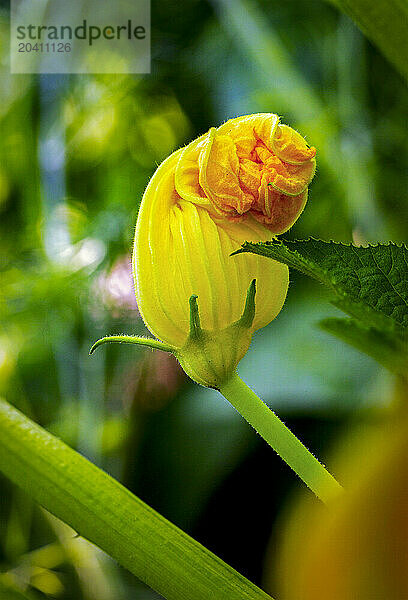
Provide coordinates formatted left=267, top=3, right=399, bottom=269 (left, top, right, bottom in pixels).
left=237, top=239, right=408, bottom=376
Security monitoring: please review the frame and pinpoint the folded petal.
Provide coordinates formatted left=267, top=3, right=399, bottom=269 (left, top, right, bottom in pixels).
left=272, top=123, right=316, bottom=164
left=174, top=132, right=213, bottom=211
left=199, top=128, right=253, bottom=218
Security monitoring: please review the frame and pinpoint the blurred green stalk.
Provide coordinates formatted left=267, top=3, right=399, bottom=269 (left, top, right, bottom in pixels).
left=327, top=0, right=408, bottom=81
left=0, top=398, right=273, bottom=600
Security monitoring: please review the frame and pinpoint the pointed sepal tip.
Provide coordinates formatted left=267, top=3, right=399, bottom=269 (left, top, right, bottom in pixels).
left=189, top=294, right=203, bottom=339
left=238, top=279, right=257, bottom=329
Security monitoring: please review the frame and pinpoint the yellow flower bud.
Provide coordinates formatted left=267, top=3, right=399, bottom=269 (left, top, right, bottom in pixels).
left=133, top=113, right=316, bottom=387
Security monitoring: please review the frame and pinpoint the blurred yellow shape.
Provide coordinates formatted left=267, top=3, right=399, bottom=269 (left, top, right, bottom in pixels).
left=274, top=412, right=408, bottom=599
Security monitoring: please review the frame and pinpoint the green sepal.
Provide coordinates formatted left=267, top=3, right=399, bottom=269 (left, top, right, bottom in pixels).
left=174, top=280, right=257, bottom=389
left=90, top=281, right=258, bottom=390
left=90, top=280, right=258, bottom=391
left=89, top=335, right=175, bottom=355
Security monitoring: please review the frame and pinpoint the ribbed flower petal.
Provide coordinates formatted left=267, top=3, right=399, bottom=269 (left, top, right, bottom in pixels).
left=174, top=132, right=213, bottom=209
left=134, top=148, right=288, bottom=347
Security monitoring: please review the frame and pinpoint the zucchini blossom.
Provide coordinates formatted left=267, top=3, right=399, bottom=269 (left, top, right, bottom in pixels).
left=133, top=113, right=316, bottom=388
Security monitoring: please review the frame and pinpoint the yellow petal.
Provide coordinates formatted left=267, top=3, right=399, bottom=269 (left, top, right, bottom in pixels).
left=133, top=150, right=188, bottom=346
left=134, top=147, right=288, bottom=348
left=174, top=132, right=213, bottom=210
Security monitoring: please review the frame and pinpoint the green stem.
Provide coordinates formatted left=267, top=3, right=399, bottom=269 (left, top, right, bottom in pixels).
left=219, top=373, right=342, bottom=504
left=0, top=398, right=272, bottom=600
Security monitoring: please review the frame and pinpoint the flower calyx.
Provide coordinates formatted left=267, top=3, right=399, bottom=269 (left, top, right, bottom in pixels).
left=175, top=279, right=257, bottom=389
left=90, top=279, right=258, bottom=390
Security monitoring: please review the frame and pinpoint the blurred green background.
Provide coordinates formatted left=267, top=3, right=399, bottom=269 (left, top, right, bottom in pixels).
left=0, top=0, right=407, bottom=598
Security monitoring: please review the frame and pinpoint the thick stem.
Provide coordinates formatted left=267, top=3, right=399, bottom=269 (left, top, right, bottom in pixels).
left=219, top=373, right=342, bottom=505
left=0, top=398, right=272, bottom=600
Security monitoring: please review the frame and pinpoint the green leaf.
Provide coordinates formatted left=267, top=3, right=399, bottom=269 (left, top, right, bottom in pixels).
left=326, top=0, right=408, bottom=82
left=319, top=317, right=408, bottom=376
left=237, top=239, right=408, bottom=374
left=0, top=398, right=273, bottom=600
left=238, top=239, right=408, bottom=327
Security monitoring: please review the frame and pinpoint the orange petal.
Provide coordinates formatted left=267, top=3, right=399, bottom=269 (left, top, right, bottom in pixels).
left=272, top=124, right=316, bottom=165
left=238, top=158, right=262, bottom=198
left=251, top=182, right=308, bottom=234
left=217, top=113, right=280, bottom=158
left=199, top=128, right=253, bottom=217
left=266, top=158, right=316, bottom=196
